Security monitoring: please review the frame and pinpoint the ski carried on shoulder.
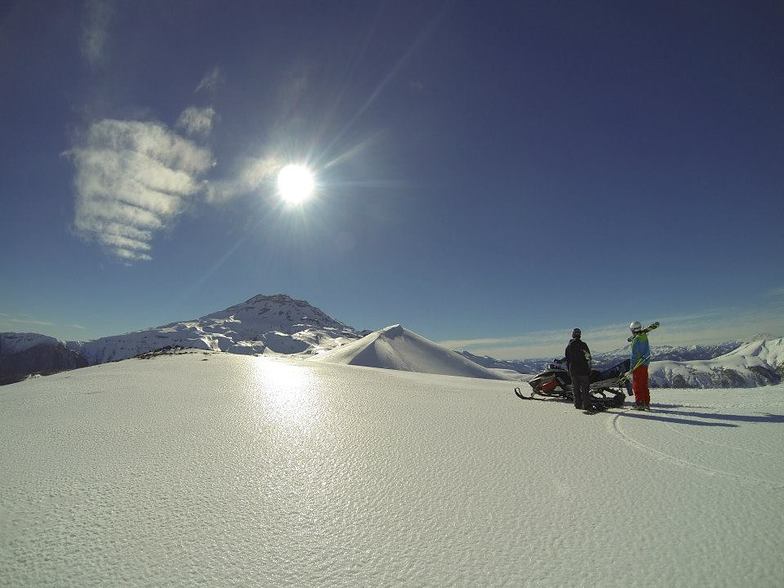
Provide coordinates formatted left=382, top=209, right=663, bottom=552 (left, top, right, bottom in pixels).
left=627, top=321, right=660, bottom=342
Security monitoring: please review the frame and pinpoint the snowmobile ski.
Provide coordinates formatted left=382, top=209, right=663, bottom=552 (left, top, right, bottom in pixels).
left=514, top=386, right=534, bottom=400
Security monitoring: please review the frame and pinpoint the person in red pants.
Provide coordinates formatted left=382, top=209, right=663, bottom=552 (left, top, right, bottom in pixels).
left=629, top=321, right=651, bottom=410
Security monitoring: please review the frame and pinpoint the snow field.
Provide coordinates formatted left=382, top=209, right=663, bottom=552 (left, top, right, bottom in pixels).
left=1, top=352, right=783, bottom=586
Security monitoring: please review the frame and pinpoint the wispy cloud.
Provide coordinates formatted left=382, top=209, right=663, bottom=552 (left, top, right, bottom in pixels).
left=205, top=155, right=280, bottom=204
left=440, top=322, right=628, bottom=350
left=767, top=286, right=784, bottom=301
left=176, top=106, right=216, bottom=137
left=195, top=66, right=223, bottom=94
left=439, top=322, right=628, bottom=360
left=80, top=0, right=115, bottom=67
left=9, top=318, right=55, bottom=327
left=69, top=119, right=213, bottom=261
left=439, top=307, right=784, bottom=360
left=0, top=314, right=55, bottom=327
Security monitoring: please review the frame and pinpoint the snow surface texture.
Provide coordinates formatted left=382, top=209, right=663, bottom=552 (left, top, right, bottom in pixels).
left=1, top=353, right=783, bottom=586
left=311, top=324, right=505, bottom=380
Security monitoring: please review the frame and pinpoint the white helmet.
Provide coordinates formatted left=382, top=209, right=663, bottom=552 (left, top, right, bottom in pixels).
left=629, top=321, right=642, bottom=333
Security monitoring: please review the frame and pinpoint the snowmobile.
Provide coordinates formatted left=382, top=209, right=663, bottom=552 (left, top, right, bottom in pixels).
left=514, top=358, right=631, bottom=410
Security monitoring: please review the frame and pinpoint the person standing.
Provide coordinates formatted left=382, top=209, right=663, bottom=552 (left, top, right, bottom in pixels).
left=565, top=328, right=592, bottom=412
left=629, top=321, right=652, bottom=410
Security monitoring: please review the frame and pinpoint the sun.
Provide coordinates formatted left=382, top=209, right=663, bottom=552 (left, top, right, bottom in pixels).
left=277, top=164, right=315, bottom=205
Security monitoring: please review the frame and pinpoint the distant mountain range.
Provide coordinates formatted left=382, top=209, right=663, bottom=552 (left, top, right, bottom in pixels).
left=458, top=341, right=744, bottom=375
left=458, top=339, right=784, bottom=388
left=648, top=339, right=784, bottom=388
left=1, top=294, right=364, bottom=384
left=2, top=294, right=782, bottom=388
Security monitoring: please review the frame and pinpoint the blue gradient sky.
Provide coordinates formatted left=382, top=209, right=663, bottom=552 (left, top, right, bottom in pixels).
left=1, top=1, right=783, bottom=358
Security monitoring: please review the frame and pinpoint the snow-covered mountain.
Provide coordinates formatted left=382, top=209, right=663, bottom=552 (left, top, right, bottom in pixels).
left=0, top=332, right=62, bottom=355
left=0, top=333, right=87, bottom=385
left=1, top=295, right=364, bottom=383
left=592, top=341, right=743, bottom=367
left=312, top=324, right=506, bottom=380
left=66, top=293, right=363, bottom=365
left=458, top=339, right=784, bottom=388
left=456, top=351, right=549, bottom=375
left=649, top=337, right=784, bottom=388
left=4, top=296, right=781, bottom=389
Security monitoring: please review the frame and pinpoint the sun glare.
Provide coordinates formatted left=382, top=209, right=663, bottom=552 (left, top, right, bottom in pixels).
left=277, top=164, right=315, bottom=205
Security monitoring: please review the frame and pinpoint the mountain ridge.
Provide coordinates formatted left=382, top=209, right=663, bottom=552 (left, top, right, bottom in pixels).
left=3, top=296, right=782, bottom=388
left=1, top=294, right=364, bottom=384
left=457, top=339, right=784, bottom=388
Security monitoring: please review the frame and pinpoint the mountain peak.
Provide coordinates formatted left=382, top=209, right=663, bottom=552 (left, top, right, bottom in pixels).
left=59, top=293, right=364, bottom=367
left=244, top=293, right=298, bottom=305
left=313, top=324, right=504, bottom=380
left=379, top=324, right=404, bottom=338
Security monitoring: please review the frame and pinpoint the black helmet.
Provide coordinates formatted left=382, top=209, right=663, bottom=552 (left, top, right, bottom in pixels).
left=572, top=328, right=581, bottom=338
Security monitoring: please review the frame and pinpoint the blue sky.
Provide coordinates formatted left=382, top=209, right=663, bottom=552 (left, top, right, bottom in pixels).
left=1, top=0, right=783, bottom=358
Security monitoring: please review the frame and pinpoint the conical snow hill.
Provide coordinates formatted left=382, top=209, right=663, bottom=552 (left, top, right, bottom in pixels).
left=311, top=324, right=505, bottom=380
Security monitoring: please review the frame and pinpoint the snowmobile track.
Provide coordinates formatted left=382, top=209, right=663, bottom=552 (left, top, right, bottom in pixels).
left=660, top=419, right=779, bottom=459
left=608, top=414, right=783, bottom=489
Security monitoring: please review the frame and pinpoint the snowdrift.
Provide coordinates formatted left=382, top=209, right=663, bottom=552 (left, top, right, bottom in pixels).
left=312, top=324, right=505, bottom=380
left=650, top=337, right=784, bottom=388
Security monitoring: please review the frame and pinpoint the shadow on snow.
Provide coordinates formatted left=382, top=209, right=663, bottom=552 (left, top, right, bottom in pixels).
left=612, top=404, right=784, bottom=427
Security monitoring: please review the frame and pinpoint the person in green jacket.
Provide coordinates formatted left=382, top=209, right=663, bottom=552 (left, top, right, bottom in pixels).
left=629, top=321, right=651, bottom=411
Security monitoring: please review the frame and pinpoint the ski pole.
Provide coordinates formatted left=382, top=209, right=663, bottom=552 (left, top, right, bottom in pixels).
left=621, top=354, right=650, bottom=383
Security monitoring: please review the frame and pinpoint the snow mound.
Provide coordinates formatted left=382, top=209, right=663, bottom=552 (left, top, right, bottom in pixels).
left=312, top=324, right=506, bottom=380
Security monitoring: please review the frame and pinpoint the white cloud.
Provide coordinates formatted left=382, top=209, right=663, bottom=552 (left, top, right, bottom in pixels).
left=80, top=0, right=114, bottom=67
left=205, top=156, right=280, bottom=204
left=195, top=67, right=223, bottom=94
left=767, top=286, right=784, bottom=301
left=70, top=119, right=213, bottom=261
left=176, top=106, right=216, bottom=137
left=0, top=315, right=55, bottom=327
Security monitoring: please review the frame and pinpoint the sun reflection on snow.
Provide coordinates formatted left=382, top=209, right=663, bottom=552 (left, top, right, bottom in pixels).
left=252, top=358, right=319, bottom=428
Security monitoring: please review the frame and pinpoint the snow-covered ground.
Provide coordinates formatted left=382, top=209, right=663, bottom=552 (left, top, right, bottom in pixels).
left=1, top=353, right=783, bottom=586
